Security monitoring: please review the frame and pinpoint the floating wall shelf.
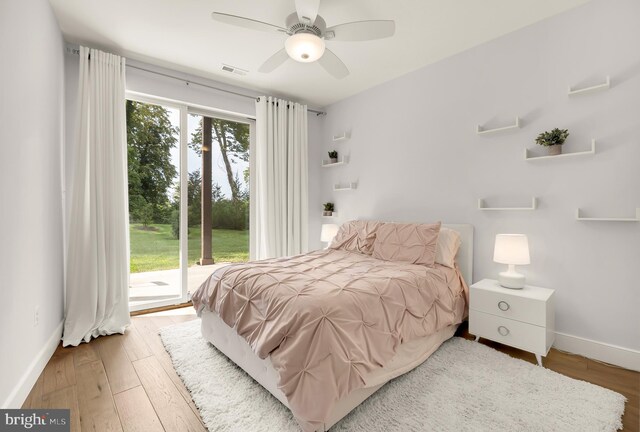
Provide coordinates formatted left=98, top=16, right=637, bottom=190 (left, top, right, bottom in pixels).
left=478, top=197, right=537, bottom=211
left=322, top=156, right=348, bottom=167
left=332, top=132, right=350, bottom=142
left=334, top=182, right=357, bottom=191
left=575, top=208, right=639, bottom=222
left=568, top=76, right=610, bottom=96
left=525, top=139, right=596, bottom=161
left=476, top=117, right=521, bottom=135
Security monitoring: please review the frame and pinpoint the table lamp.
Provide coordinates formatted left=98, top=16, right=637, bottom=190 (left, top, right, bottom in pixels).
left=321, top=224, right=339, bottom=248
left=493, top=234, right=530, bottom=289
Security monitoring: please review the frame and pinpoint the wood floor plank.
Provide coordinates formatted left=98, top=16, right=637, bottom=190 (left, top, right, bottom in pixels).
left=95, top=335, right=141, bottom=394
left=73, top=342, right=101, bottom=367
left=113, top=386, right=164, bottom=432
left=587, top=358, right=640, bottom=394
left=152, top=346, right=204, bottom=423
left=43, top=349, right=76, bottom=395
left=132, top=315, right=203, bottom=422
left=545, top=349, right=589, bottom=371
left=131, top=316, right=167, bottom=355
left=133, top=356, right=205, bottom=432
left=75, top=360, right=123, bottom=432
left=40, top=386, right=81, bottom=432
left=120, top=325, right=152, bottom=362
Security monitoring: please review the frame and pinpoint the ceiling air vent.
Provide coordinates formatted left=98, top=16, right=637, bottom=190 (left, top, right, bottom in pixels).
left=221, top=64, right=248, bottom=76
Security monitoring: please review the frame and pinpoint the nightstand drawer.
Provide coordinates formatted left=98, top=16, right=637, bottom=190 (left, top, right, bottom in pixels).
left=470, top=285, right=548, bottom=326
left=469, top=310, right=549, bottom=355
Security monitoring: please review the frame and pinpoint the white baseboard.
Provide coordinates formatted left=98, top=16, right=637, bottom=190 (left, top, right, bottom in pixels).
left=1, top=320, right=63, bottom=409
left=554, top=331, right=640, bottom=372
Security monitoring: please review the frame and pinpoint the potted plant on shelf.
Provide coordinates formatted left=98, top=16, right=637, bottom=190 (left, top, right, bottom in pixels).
left=323, top=202, right=334, bottom=216
left=328, top=150, right=338, bottom=164
left=535, top=128, right=569, bottom=156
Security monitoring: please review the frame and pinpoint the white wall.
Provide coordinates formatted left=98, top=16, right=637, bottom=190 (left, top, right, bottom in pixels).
left=0, top=0, right=65, bottom=407
left=316, top=0, right=640, bottom=352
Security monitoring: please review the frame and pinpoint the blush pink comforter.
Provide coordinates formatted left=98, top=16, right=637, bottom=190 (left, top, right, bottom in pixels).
left=192, top=248, right=468, bottom=431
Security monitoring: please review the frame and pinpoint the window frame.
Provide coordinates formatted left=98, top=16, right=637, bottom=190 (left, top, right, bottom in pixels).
left=126, top=91, right=255, bottom=312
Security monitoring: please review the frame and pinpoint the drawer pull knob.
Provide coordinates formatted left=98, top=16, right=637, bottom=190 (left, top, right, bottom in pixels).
left=498, top=301, right=510, bottom=311
left=497, top=326, right=510, bottom=336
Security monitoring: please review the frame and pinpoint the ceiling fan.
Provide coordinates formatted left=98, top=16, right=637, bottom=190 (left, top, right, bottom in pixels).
left=211, top=0, right=395, bottom=79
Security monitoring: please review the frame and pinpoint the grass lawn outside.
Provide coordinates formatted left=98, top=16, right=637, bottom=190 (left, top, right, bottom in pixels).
left=130, top=223, right=249, bottom=273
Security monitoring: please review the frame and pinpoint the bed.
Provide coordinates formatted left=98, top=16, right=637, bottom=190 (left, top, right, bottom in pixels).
left=192, top=222, right=473, bottom=431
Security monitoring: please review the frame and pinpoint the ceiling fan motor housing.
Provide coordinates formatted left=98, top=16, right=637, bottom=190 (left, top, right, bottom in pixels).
left=285, top=12, right=326, bottom=37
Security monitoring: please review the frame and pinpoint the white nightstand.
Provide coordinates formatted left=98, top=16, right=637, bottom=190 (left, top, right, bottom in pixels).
left=469, top=279, right=555, bottom=366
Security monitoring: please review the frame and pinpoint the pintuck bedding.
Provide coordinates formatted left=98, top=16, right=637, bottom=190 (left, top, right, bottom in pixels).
left=192, top=240, right=469, bottom=431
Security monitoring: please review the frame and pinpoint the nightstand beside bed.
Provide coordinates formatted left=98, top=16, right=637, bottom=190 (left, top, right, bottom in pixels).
left=469, top=278, right=555, bottom=366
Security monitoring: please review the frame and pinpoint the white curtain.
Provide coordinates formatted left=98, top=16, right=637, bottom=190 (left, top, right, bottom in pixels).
left=63, top=46, right=130, bottom=346
left=252, top=97, right=308, bottom=259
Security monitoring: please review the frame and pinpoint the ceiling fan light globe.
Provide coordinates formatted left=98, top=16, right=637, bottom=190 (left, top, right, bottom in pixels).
left=285, top=33, right=325, bottom=63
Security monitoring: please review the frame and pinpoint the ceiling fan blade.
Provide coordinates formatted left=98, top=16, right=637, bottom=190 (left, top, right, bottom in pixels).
left=295, top=0, right=320, bottom=25
left=211, top=12, right=287, bottom=33
left=326, top=20, right=395, bottom=41
left=318, top=48, right=349, bottom=79
left=258, top=49, right=290, bottom=73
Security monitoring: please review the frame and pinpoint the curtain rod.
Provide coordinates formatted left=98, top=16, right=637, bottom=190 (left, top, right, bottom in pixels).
left=67, top=47, right=326, bottom=116
left=255, top=97, right=322, bottom=112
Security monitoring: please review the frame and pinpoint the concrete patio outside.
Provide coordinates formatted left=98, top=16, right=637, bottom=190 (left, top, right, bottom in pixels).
left=129, top=262, right=230, bottom=309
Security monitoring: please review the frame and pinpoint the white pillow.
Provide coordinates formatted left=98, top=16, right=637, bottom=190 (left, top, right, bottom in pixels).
left=435, top=227, right=461, bottom=268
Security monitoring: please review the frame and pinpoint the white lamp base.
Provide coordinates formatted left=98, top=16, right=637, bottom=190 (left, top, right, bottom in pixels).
left=498, top=264, right=525, bottom=289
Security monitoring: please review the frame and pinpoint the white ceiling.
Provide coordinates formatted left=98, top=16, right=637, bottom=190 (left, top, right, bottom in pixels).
left=49, top=0, right=590, bottom=107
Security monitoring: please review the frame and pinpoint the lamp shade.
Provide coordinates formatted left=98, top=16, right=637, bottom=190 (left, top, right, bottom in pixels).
left=285, top=33, right=326, bottom=63
left=493, top=234, right=530, bottom=265
left=320, top=224, right=339, bottom=243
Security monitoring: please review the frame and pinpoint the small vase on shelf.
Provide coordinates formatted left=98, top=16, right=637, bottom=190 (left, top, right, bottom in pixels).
left=328, top=150, right=338, bottom=164
left=536, top=128, right=568, bottom=157
left=547, top=145, right=562, bottom=156
left=323, top=202, right=334, bottom=217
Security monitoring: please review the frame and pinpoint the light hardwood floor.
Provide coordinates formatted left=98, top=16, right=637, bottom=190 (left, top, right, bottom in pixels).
left=23, top=308, right=205, bottom=432
left=23, top=308, right=639, bottom=432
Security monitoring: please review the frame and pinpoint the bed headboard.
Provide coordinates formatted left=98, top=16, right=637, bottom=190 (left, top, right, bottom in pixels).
left=442, top=224, right=474, bottom=285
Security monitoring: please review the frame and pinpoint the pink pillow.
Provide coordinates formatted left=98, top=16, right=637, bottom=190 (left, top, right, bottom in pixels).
left=329, top=220, right=385, bottom=255
left=435, top=227, right=462, bottom=268
left=373, top=222, right=442, bottom=266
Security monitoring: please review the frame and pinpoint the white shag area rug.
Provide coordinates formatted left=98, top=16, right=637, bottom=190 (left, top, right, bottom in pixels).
left=160, top=319, right=625, bottom=432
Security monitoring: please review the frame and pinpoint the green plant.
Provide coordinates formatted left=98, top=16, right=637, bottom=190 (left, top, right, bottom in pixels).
left=139, top=203, right=154, bottom=227
left=535, top=128, right=569, bottom=147
left=328, top=150, right=338, bottom=159
left=323, top=202, right=334, bottom=212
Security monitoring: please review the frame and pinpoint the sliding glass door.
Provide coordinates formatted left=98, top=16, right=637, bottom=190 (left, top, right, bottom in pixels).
left=126, top=100, right=182, bottom=310
left=185, top=111, right=251, bottom=292
left=126, top=95, right=252, bottom=312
